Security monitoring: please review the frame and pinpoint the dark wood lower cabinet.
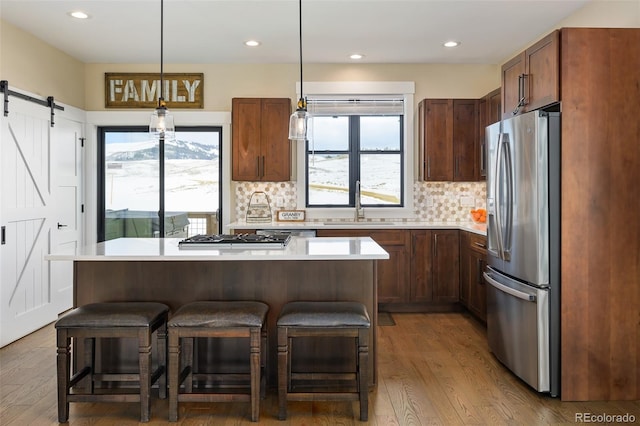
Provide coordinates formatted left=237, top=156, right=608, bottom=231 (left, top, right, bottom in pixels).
left=431, top=230, right=460, bottom=303
left=319, top=229, right=462, bottom=312
left=460, top=231, right=487, bottom=322
left=410, top=230, right=433, bottom=302
left=316, top=229, right=409, bottom=304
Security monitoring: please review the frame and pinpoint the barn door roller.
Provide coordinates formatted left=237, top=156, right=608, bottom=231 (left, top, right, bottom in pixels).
left=0, top=80, right=64, bottom=127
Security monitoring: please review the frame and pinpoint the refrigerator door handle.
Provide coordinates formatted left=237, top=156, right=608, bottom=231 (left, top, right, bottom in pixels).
left=484, top=272, right=536, bottom=302
left=502, top=138, right=513, bottom=261
left=493, top=132, right=505, bottom=259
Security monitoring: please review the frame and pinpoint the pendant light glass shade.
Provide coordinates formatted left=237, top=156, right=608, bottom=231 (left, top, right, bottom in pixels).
left=288, top=99, right=308, bottom=141
left=150, top=103, right=175, bottom=141
left=288, top=0, right=308, bottom=142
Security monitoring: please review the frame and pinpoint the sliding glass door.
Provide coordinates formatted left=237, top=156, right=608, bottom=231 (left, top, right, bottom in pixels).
left=98, top=126, right=222, bottom=241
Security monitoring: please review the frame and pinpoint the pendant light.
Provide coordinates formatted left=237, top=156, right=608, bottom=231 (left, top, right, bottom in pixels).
left=149, top=0, right=175, bottom=141
left=288, top=0, right=308, bottom=141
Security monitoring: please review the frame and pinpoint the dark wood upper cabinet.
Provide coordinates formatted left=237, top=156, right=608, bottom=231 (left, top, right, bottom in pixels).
left=452, top=99, right=478, bottom=181
left=501, top=30, right=559, bottom=118
left=478, top=88, right=501, bottom=180
left=232, top=97, right=291, bottom=181
left=419, top=98, right=478, bottom=182
left=420, top=99, right=453, bottom=181
left=487, top=88, right=502, bottom=125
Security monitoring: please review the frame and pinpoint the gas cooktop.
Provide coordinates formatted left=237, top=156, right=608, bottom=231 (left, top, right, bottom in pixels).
left=178, top=233, right=292, bottom=249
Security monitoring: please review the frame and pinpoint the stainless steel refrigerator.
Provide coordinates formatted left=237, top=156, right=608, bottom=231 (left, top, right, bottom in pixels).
left=484, top=109, right=560, bottom=397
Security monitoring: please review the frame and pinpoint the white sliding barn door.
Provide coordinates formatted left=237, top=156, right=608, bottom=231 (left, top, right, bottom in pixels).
left=0, top=96, right=83, bottom=347
left=50, top=115, right=83, bottom=315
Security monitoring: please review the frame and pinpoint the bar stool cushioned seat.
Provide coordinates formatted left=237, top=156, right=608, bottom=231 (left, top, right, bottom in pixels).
left=168, top=301, right=269, bottom=422
left=277, top=301, right=370, bottom=421
left=55, top=302, right=170, bottom=423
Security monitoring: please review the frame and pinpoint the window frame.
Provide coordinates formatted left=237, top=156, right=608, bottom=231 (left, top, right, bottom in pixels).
left=83, top=111, right=231, bottom=246
left=96, top=125, right=223, bottom=242
left=295, top=82, right=415, bottom=220
left=305, top=115, right=405, bottom=208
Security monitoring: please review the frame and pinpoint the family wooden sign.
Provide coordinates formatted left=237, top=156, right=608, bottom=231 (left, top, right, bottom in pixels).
left=105, top=72, right=204, bottom=108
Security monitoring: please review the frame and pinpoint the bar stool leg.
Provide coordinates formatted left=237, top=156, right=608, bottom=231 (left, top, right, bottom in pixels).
left=358, top=328, right=369, bottom=422
left=182, top=337, right=194, bottom=393
left=260, top=329, right=268, bottom=399
left=157, top=321, right=168, bottom=399
left=250, top=328, right=261, bottom=422
left=277, top=326, right=288, bottom=420
left=56, top=329, right=70, bottom=423
left=84, top=337, right=95, bottom=392
left=139, top=329, right=153, bottom=423
left=168, top=330, right=180, bottom=422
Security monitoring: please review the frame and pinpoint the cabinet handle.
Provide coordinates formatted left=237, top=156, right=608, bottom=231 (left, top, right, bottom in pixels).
left=480, top=141, right=486, bottom=177
left=473, top=241, right=486, bottom=249
left=477, top=258, right=483, bottom=285
left=427, top=157, right=431, bottom=178
left=256, top=156, right=261, bottom=178
left=518, top=74, right=523, bottom=104
left=434, top=234, right=438, bottom=257
left=262, top=156, right=265, bottom=178
left=513, top=74, right=528, bottom=115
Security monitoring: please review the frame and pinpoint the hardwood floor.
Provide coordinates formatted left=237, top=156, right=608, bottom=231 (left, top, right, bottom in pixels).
left=2, top=312, right=639, bottom=425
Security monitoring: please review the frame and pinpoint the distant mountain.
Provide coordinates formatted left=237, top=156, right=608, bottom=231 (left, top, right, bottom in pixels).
left=106, top=139, right=218, bottom=161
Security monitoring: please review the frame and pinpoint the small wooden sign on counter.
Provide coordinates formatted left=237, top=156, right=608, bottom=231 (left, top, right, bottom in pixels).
left=276, top=210, right=305, bottom=222
left=105, top=72, right=203, bottom=109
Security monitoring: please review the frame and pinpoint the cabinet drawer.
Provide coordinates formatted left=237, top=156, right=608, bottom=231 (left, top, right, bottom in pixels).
left=317, top=229, right=409, bottom=246
left=468, top=233, right=487, bottom=254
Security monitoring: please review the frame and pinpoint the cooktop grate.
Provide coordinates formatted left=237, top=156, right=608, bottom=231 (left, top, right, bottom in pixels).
left=178, top=233, right=291, bottom=249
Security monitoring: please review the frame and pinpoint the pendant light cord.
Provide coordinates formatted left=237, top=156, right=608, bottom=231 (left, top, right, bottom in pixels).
left=160, top=0, right=165, bottom=105
left=298, top=0, right=303, bottom=105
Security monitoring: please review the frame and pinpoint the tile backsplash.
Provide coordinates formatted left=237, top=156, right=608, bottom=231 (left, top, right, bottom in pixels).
left=233, top=181, right=486, bottom=222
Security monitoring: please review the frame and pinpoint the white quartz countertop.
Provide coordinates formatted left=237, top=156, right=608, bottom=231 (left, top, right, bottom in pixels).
left=45, top=236, right=390, bottom=262
left=227, top=220, right=487, bottom=236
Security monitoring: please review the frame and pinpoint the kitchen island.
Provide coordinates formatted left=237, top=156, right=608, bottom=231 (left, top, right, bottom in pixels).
left=46, top=236, right=388, bottom=386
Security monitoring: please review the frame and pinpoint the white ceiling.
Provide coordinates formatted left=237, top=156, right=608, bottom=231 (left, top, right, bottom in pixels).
left=1, top=0, right=591, bottom=65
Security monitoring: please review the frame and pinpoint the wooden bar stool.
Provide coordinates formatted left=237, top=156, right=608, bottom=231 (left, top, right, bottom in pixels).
left=55, top=302, right=169, bottom=423
left=167, top=301, right=269, bottom=422
left=277, top=301, right=370, bottom=421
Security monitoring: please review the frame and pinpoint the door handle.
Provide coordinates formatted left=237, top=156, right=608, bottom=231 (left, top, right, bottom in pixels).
left=483, top=272, right=536, bottom=302
left=57, top=222, right=68, bottom=229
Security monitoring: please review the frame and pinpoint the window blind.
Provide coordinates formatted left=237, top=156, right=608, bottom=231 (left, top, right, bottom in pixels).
left=307, top=96, right=404, bottom=116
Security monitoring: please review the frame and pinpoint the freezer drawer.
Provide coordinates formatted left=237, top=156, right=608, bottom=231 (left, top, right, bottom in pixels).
left=484, top=267, right=550, bottom=392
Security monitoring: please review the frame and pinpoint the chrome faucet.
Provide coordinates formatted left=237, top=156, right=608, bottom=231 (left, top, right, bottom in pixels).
left=355, top=180, right=365, bottom=221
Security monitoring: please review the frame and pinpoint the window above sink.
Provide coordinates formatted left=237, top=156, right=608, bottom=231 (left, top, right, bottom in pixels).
left=295, top=82, right=415, bottom=221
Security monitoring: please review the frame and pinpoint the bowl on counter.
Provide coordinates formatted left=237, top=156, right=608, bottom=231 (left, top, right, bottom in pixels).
left=470, top=209, right=487, bottom=224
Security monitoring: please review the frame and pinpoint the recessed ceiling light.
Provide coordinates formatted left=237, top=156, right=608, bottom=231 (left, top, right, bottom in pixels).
left=350, top=54, right=364, bottom=60
left=245, top=40, right=261, bottom=47
left=69, top=11, right=90, bottom=19
left=443, top=41, right=460, bottom=48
